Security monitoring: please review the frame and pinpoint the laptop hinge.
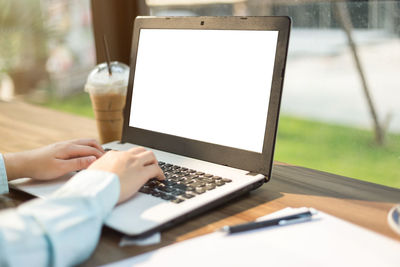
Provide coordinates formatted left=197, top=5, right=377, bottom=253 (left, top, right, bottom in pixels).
left=246, top=172, right=270, bottom=183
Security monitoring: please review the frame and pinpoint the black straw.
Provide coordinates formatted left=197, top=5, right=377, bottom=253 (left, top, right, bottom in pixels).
left=103, top=35, right=112, bottom=76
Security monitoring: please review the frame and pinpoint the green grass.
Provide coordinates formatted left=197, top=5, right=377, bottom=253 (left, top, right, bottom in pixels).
left=40, top=93, right=95, bottom=118
left=37, top=93, right=400, bottom=189
left=275, top=116, right=400, bottom=189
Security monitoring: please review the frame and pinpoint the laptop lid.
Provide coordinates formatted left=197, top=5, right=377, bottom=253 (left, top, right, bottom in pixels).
left=122, top=16, right=291, bottom=179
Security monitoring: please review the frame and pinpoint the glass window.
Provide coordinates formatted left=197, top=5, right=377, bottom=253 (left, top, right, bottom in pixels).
left=0, top=0, right=95, bottom=101
left=2, top=0, right=398, bottom=189
left=147, top=0, right=400, bottom=189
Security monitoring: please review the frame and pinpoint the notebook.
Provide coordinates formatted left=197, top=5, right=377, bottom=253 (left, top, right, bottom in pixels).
left=11, top=16, right=291, bottom=237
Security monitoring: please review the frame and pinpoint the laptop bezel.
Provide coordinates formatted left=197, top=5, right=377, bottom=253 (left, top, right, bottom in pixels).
left=122, top=16, right=291, bottom=179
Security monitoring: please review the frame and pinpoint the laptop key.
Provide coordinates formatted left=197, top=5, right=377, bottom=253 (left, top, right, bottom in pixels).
left=164, top=179, right=177, bottom=185
left=186, top=186, right=195, bottom=191
left=178, top=176, right=188, bottom=181
left=160, top=193, right=171, bottom=200
left=139, top=187, right=151, bottom=194
left=191, top=181, right=206, bottom=187
left=195, top=187, right=206, bottom=194
left=171, top=189, right=185, bottom=196
left=215, top=180, right=225, bottom=186
left=146, top=181, right=158, bottom=187
left=154, top=183, right=166, bottom=191
left=182, top=193, right=195, bottom=199
left=164, top=187, right=175, bottom=193
left=184, top=179, right=194, bottom=185
left=222, top=178, right=232, bottom=183
left=171, top=198, right=185, bottom=204
left=175, top=184, right=187, bottom=191
left=205, top=184, right=216, bottom=190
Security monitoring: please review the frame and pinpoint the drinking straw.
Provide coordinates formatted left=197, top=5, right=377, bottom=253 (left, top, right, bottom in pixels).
left=103, top=35, right=112, bottom=76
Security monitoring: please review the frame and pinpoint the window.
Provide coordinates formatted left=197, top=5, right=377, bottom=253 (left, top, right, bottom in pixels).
left=0, top=0, right=95, bottom=100
left=1, top=0, right=398, bottom=188
left=147, top=0, right=400, bottom=188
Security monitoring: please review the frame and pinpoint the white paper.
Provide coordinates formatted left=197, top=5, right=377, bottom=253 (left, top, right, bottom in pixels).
left=102, top=207, right=400, bottom=267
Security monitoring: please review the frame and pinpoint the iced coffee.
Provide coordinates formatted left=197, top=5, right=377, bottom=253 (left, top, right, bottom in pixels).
left=85, top=62, right=129, bottom=144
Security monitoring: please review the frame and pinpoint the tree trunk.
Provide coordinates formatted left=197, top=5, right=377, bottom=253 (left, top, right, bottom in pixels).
left=334, top=1, right=385, bottom=145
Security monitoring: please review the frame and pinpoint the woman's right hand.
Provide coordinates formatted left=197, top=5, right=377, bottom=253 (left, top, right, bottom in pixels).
left=88, top=147, right=165, bottom=204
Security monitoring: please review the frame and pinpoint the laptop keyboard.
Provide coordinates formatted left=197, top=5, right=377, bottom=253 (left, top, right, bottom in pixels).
left=139, top=161, right=232, bottom=204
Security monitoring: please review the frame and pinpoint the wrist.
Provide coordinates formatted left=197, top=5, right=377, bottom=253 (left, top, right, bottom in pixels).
left=53, top=170, right=120, bottom=218
left=3, top=152, right=30, bottom=180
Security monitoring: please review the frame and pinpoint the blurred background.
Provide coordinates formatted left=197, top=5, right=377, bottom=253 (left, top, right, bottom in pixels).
left=0, top=0, right=399, bottom=188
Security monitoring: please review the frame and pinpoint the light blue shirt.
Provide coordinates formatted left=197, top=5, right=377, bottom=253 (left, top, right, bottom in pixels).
left=0, top=168, right=120, bottom=267
left=0, top=154, right=9, bottom=194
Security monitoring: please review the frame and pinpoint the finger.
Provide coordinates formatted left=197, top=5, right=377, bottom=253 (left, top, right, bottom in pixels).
left=70, top=139, right=105, bottom=153
left=136, top=150, right=158, bottom=166
left=60, top=156, right=97, bottom=172
left=58, top=144, right=104, bottom=159
left=142, top=164, right=165, bottom=180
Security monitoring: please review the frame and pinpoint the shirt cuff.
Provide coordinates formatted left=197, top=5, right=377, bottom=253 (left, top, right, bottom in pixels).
left=0, top=154, right=9, bottom=194
left=51, top=170, right=120, bottom=219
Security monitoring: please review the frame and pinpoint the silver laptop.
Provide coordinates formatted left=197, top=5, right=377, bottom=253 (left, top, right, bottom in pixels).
left=102, top=16, right=290, bottom=236
left=11, top=16, right=291, bottom=237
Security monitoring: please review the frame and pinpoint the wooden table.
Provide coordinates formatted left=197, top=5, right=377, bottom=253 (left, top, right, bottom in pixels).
left=1, top=100, right=400, bottom=266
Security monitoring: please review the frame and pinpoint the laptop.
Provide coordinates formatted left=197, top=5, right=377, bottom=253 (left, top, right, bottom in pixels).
left=11, top=16, right=291, bottom=237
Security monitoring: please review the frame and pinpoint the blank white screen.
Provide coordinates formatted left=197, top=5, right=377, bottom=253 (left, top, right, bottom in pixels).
left=129, top=29, right=278, bottom=153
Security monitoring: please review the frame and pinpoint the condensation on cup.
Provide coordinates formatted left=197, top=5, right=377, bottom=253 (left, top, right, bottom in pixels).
left=85, top=61, right=129, bottom=144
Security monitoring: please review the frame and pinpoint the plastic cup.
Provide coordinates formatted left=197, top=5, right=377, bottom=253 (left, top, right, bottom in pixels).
left=85, top=61, right=129, bottom=144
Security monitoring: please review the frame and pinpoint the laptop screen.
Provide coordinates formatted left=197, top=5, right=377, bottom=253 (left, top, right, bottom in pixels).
left=129, top=29, right=278, bottom=153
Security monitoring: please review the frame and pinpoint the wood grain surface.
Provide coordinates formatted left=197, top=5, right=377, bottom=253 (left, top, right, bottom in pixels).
left=1, top=100, right=399, bottom=266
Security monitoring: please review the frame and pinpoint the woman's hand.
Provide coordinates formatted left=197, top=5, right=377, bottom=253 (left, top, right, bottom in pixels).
left=88, top=147, right=165, bottom=204
left=4, top=139, right=104, bottom=181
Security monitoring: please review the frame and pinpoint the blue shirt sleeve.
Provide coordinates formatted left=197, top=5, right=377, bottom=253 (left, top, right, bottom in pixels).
left=0, top=154, right=9, bottom=194
left=0, top=169, right=120, bottom=267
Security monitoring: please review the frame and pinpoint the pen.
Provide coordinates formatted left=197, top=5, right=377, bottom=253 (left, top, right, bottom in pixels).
left=220, top=209, right=317, bottom=234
